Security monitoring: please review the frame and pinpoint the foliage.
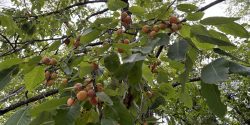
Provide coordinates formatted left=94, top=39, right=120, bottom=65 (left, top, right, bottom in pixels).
left=0, top=0, right=249, bottom=124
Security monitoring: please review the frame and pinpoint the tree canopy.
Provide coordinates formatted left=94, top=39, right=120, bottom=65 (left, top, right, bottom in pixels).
left=0, top=0, right=249, bottom=124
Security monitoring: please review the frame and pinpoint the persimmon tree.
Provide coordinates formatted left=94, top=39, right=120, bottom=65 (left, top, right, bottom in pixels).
left=0, top=0, right=249, bottom=124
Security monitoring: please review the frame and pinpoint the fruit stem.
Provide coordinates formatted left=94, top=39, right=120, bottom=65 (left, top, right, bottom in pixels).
left=63, top=87, right=75, bottom=91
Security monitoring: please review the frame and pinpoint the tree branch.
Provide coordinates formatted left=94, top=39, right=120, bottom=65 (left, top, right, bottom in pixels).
left=0, top=86, right=25, bottom=103
left=180, top=0, right=226, bottom=23
left=0, top=89, right=59, bottom=116
left=86, top=41, right=104, bottom=47
left=15, top=0, right=107, bottom=19
left=0, top=33, right=15, bottom=50
left=155, top=0, right=226, bottom=58
left=172, top=77, right=201, bottom=87
left=0, top=35, right=68, bottom=57
left=85, top=8, right=109, bottom=21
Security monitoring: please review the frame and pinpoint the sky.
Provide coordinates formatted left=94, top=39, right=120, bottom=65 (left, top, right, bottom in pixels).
left=203, top=0, right=227, bottom=17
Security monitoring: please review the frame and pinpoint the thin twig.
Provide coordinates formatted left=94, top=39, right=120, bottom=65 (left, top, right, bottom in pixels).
left=14, top=0, right=107, bottom=19
left=85, top=8, right=109, bottom=21
left=0, top=33, right=15, bottom=50
left=0, top=86, right=25, bottom=103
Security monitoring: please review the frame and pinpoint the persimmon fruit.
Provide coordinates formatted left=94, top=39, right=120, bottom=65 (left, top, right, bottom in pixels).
left=152, top=25, right=160, bottom=32
left=121, top=12, right=128, bottom=19
left=116, top=28, right=123, bottom=35
left=142, top=25, right=150, bottom=33
left=74, top=83, right=83, bottom=91
left=159, top=23, right=167, bottom=30
left=50, top=72, right=57, bottom=79
left=169, top=16, right=179, bottom=24
left=77, top=90, right=88, bottom=101
left=89, top=97, right=98, bottom=105
left=123, top=16, right=131, bottom=24
left=123, top=39, right=130, bottom=44
left=46, top=79, right=54, bottom=86
left=67, top=97, right=75, bottom=106
left=45, top=71, right=51, bottom=80
left=41, top=57, right=50, bottom=65
left=91, top=62, right=99, bottom=71
left=87, top=89, right=95, bottom=97
left=49, top=58, right=57, bottom=65
left=149, top=31, right=157, bottom=38
left=171, top=23, right=178, bottom=32
left=62, top=78, right=68, bottom=85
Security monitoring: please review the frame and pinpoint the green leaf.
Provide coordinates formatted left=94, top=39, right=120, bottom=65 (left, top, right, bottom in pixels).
left=177, top=4, right=198, bottom=12
left=30, top=112, right=54, bottom=125
left=128, top=61, right=143, bottom=85
left=30, top=97, right=68, bottom=116
left=0, top=15, right=17, bottom=33
left=123, top=53, right=145, bottom=63
left=96, top=92, right=113, bottom=105
left=134, top=38, right=161, bottom=54
left=155, top=33, right=170, bottom=46
left=216, top=22, right=249, bottom=38
left=192, top=26, right=234, bottom=47
left=129, top=6, right=145, bottom=16
left=94, top=17, right=114, bottom=25
left=80, top=28, right=101, bottom=44
left=104, top=53, right=120, bottom=72
left=200, top=17, right=239, bottom=25
left=114, top=63, right=134, bottom=80
left=157, top=70, right=169, bottom=84
left=48, top=41, right=61, bottom=51
left=150, top=96, right=166, bottom=109
left=5, top=107, right=31, bottom=125
left=167, top=39, right=189, bottom=61
left=107, top=0, right=127, bottom=11
left=190, top=25, right=209, bottom=36
left=113, top=43, right=131, bottom=51
left=24, top=66, right=45, bottom=91
left=180, top=91, right=193, bottom=108
left=186, top=12, right=204, bottom=21
left=0, top=66, right=19, bottom=90
left=78, top=62, right=92, bottom=78
left=142, top=64, right=153, bottom=84
left=54, top=104, right=81, bottom=125
left=101, top=119, right=118, bottom=125
left=213, top=48, right=241, bottom=61
left=22, top=56, right=42, bottom=74
left=0, top=58, right=22, bottom=71
left=201, top=82, right=227, bottom=118
left=75, top=109, right=98, bottom=124
left=108, top=98, right=134, bottom=125
left=229, top=62, right=250, bottom=76
left=194, top=34, right=235, bottom=47
left=201, top=58, right=229, bottom=84
left=208, top=29, right=230, bottom=43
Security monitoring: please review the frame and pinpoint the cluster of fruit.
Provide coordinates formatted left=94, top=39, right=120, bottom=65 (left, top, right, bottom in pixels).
left=141, top=16, right=182, bottom=38
left=117, top=38, right=130, bottom=53
left=41, top=57, right=57, bottom=65
left=121, top=11, right=132, bottom=27
left=44, top=70, right=57, bottom=86
left=67, top=79, right=104, bottom=106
